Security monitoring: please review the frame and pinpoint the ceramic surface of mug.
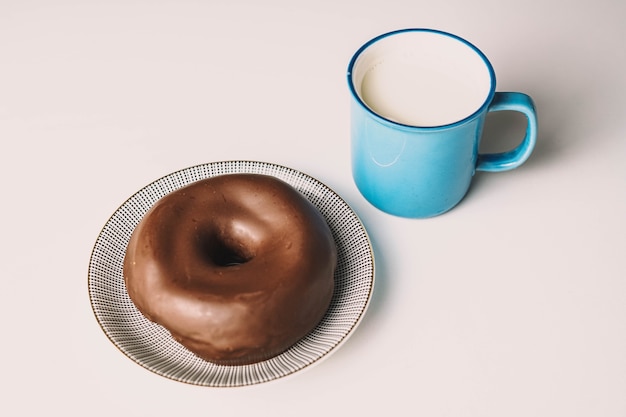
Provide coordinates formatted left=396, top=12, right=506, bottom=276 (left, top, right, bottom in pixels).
left=347, top=29, right=537, bottom=218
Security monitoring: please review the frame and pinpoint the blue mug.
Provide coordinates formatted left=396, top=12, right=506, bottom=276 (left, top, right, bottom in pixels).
left=347, top=29, right=537, bottom=218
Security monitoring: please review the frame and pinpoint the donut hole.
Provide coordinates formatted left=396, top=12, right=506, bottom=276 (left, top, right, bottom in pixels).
left=198, top=231, right=254, bottom=267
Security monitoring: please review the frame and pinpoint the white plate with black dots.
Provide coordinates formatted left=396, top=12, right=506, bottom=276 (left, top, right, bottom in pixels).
left=88, top=160, right=375, bottom=387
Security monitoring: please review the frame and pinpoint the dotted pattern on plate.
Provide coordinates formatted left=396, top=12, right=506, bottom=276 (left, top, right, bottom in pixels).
left=88, top=161, right=375, bottom=387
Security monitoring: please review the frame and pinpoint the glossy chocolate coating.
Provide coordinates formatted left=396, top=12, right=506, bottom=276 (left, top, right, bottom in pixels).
left=123, top=174, right=337, bottom=365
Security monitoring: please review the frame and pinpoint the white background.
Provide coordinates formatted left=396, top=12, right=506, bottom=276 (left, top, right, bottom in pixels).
left=2, top=0, right=625, bottom=416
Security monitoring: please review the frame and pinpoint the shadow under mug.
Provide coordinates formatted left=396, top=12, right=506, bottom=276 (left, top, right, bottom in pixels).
left=347, top=29, right=537, bottom=218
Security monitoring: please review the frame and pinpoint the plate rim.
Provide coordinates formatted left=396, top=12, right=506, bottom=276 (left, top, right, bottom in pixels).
left=88, top=160, right=375, bottom=387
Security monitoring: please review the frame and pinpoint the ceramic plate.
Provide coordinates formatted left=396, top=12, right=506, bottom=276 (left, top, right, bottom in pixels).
left=88, top=161, right=375, bottom=387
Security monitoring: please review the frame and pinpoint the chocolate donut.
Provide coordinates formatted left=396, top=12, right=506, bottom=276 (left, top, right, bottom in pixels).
left=123, top=173, right=337, bottom=366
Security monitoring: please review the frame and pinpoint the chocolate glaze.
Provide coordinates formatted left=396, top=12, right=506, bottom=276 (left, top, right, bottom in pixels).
left=123, top=173, right=337, bottom=365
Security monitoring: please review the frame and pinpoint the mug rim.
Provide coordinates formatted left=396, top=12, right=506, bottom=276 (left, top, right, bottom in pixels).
left=347, top=28, right=497, bottom=131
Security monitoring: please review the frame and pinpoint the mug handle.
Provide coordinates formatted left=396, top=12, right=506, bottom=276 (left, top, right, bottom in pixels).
left=476, top=92, right=538, bottom=172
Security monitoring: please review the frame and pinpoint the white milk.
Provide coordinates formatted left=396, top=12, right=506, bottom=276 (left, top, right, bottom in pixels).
left=352, top=31, right=493, bottom=127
